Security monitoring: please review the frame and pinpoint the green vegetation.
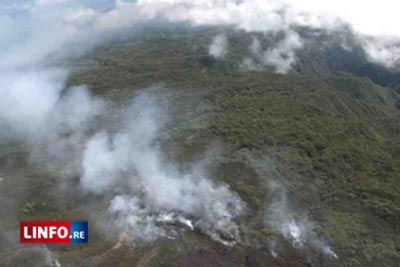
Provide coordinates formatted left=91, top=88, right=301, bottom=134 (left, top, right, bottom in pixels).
left=2, top=28, right=400, bottom=266
left=68, top=29, right=400, bottom=266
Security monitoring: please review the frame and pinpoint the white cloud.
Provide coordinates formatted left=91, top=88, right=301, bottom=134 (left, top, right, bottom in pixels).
left=243, top=33, right=302, bottom=74
left=359, top=36, right=400, bottom=68
left=287, top=0, right=400, bottom=37
left=3, top=0, right=398, bottom=69
left=262, top=31, right=303, bottom=73
left=81, top=0, right=400, bottom=69
left=35, top=0, right=68, bottom=6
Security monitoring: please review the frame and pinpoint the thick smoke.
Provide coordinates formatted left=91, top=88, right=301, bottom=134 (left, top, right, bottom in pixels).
left=208, top=34, right=229, bottom=59
left=1, top=0, right=400, bottom=259
left=0, top=69, right=104, bottom=140
left=0, top=0, right=245, bottom=247
left=82, top=92, right=244, bottom=243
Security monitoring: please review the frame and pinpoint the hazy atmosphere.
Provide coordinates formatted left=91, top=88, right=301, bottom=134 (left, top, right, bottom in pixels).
left=1, top=1, right=400, bottom=267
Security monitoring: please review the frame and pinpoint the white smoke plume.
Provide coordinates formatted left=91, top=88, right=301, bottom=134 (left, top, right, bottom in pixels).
left=240, top=38, right=264, bottom=71
left=82, top=91, right=244, bottom=243
left=209, top=34, right=229, bottom=59
left=267, top=181, right=337, bottom=259
left=1, top=0, right=400, bottom=256
left=0, top=0, right=245, bottom=248
left=250, top=37, right=263, bottom=56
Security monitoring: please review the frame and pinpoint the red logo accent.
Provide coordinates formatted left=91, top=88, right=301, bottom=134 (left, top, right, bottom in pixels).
left=20, top=221, right=71, bottom=244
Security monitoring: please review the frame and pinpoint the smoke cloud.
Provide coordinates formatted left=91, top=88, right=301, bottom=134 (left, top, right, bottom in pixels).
left=82, top=92, right=244, bottom=243
left=0, top=0, right=245, bottom=247
left=209, top=34, right=229, bottom=59
left=1, top=0, right=400, bottom=262
left=267, top=181, right=337, bottom=259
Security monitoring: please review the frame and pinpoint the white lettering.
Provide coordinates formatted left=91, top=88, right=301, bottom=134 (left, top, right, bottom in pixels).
left=73, top=231, right=85, bottom=239
left=49, top=226, right=57, bottom=239
left=58, top=227, right=68, bottom=239
left=23, top=226, right=32, bottom=239
left=38, top=226, right=47, bottom=239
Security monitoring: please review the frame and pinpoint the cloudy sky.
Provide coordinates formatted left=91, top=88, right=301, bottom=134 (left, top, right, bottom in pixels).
left=1, top=0, right=399, bottom=70
left=1, top=0, right=399, bottom=36
left=281, top=0, right=400, bottom=36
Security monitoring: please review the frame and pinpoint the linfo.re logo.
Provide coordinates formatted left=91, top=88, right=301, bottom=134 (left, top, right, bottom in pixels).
left=20, top=221, right=88, bottom=244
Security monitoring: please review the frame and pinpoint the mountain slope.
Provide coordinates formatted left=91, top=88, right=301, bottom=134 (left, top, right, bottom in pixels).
left=67, top=30, right=400, bottom=266
left=1, top=28, right=400, bottom=267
